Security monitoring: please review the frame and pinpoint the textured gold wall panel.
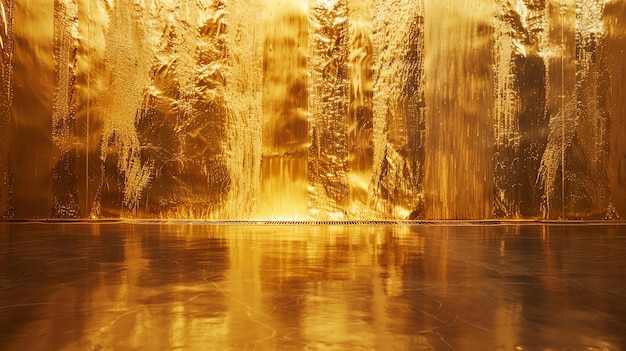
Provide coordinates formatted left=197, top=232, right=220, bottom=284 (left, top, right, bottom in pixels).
left=0, top=0, right=623, bottom=220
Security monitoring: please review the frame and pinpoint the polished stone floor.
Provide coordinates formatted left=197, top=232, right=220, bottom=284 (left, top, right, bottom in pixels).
left=0, top=222, right=625, bottom=351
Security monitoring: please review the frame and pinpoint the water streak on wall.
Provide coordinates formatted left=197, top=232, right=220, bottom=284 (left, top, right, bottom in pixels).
left=347, top=0, right=374, bottom=216
left=605, top=1, right=626, bottom=216
left=0, top=0, right=13, bottom=217
left=566, top=0, right=611, bottom=217
left=52, top=0, right=79, bottom=218
left=493, top=0, right=550, bottom=218
left=224, top=0, right=263, bottom=219
left=12, top=0, right=55, bottom=218
left=259, top=0, right=309, bottom=219
left=424, top=0, right=494, bottom=219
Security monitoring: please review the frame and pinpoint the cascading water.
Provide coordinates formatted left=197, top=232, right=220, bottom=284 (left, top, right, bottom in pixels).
left=423, top=0, right=495, bottom=220
left=260, top=0, right=310, bottom=220
left=0, top=0, right=623, bottom=220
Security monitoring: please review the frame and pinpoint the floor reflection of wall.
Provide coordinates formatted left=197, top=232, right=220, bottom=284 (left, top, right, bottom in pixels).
left=1, top=224, right=625, bottom=350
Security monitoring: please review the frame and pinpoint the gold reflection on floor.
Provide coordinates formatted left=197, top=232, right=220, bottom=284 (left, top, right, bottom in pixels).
left=1, top=223, right=625, bottom=350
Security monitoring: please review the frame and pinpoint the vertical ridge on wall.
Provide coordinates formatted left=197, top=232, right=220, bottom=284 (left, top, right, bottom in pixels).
left=308, top=0, right=350, bottom=219
left=539, top=0, right=576, bottom=219
left=224, top=0, right=263, bottom=218
left=565, top=0, right=611, bottom=218
left=0, top=0, right=13, bottom=218
left=12, top=0, right=55, bottom=218
left=605, top=1, right=626, bottom=218
left=52, top=0, right=80, bottom=218
left=74, top=0, right=105, bottom=220
left=371, top=0, right=425, bottom=220
left=258, top=0, right=309, bottom=219
left=424, top=0, right=495, bottom=219
left=347, top=0, right=374, bottom=218
left=493, top=0, right=550, bottom=219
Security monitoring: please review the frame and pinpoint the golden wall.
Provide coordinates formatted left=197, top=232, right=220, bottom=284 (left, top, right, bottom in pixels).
left=0, top=0, right=624, bottom=220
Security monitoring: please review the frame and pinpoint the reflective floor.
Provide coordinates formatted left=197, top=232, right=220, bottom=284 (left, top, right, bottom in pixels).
left=1, top=223, right=625, bottom=351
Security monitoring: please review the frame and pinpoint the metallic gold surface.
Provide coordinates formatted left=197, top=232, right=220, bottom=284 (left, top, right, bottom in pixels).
left=606, top=1, right=626, bottom=217
left=1, top=223, right=625, bottom=350
left=0, top=0, right=12, bottom=218
left=12, top=0, right=55, bottom=218
left=260, top=0, right=309, bottom=219
left=0, top=0, right=624, bottom=220
left=493, top=0, right=550, bottom=218
left=370, top=0, right=425, bottom=219
left=423, top=0, right=494, bottom=219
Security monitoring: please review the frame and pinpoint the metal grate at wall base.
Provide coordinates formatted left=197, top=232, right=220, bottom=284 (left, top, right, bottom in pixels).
left=257, top=221, right=403, bottom=226
left=117, top=220, right=626, bottom=226
left=158, top=220, right=407, bottom=226
left=137, top=220, right=528, bottom=226
left=2, top=219, right=625, bottom=226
